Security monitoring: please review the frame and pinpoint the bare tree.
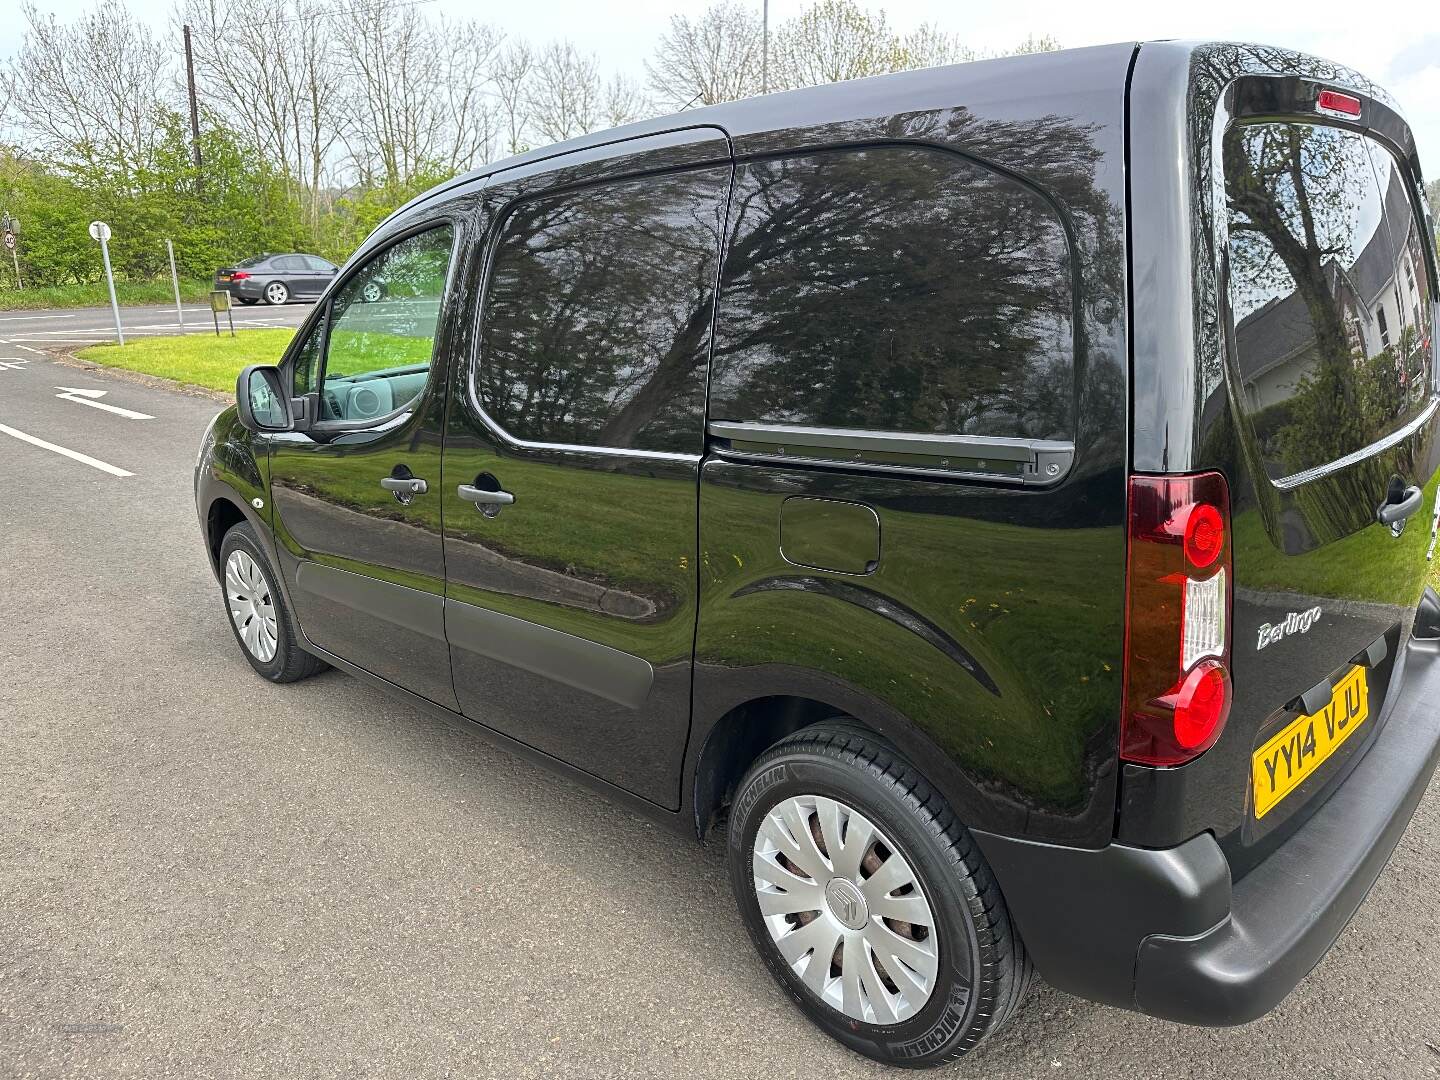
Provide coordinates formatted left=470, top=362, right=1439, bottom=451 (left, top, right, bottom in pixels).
left=338, top=0, right=501, bottom=186
left=603, top=74, right=648, bottom=130
left=179, top=0, right=345, bottom=221
left=899, top=24, right=973, bottom=70
left=493, top=41, right=535, bottom=157
left=9, top=0, right=171, bottom=182
left=529, top=41, right=602, bottom=144
left=772, top=0, right=909, bottom=89
left=645, top=3, right=763, bottom=108
left=435, top=17, right=503, bottom=173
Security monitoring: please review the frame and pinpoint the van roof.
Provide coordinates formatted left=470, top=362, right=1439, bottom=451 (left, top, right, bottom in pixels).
left=378, top=40, right=1403, bottom=238
left=381, top=41, right=1140, bottom=228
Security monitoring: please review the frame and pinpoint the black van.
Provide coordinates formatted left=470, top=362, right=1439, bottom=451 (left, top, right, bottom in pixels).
left=197, top=41, right=1440, bottom=1067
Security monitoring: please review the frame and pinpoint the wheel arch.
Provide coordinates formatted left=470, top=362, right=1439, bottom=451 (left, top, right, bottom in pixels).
left=205, top=495, right=247, bottom=571
left=690, top=695, right=886, bottom=841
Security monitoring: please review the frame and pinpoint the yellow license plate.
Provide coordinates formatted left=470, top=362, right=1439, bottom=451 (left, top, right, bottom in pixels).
left=218, top=274, right=231, bottom=281
left=1252, top=666, right=1369, bottom=819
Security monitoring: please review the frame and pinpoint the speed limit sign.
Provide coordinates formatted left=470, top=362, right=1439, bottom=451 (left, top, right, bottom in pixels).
left=2, top=231, right=13, bottom=251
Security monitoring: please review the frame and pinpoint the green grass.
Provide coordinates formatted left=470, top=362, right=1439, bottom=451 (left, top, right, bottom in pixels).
left=75, top=328, right=296, bottom=392
left=0, top=279, right=215, bottom=311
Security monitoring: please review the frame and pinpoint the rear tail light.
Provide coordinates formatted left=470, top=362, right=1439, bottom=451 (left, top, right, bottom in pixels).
left=231, top=271, right=250, bottom=280
left=1317, top=89, right=1362, bottom=118
left=1121, top=472, right=1233, bottom=766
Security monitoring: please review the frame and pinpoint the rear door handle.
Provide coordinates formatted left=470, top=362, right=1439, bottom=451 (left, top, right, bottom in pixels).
left=380, top=476, right=428, bottom=495
left=457, top=484, right=514, bottom=506
left=1377, top=485, right=1422, bottom=526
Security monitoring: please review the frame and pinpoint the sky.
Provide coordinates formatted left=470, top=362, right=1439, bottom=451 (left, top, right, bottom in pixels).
left=6, top=0, right=1440, bottom=178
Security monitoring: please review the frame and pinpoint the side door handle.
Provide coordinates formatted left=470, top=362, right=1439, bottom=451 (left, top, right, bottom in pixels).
left=380, top=476, right=428, bottom=495
left=457, top=484, right=514, bottom=506
left=1376, top=485, right=1422, bottom=526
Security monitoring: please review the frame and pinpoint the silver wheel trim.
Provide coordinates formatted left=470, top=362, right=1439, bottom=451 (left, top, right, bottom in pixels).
left=361, top=282, right=382, bottom=302
left=753, top=794, right=939, bottom=1025
left=225, top=550, right=279, bottom=663
left=266, top=283, right=286, bottom=303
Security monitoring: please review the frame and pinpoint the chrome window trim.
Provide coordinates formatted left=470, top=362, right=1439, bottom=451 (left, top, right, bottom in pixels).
left=1273, top=395, right=1440, bottom=491
left=707, top=421, right=1075, bottom=486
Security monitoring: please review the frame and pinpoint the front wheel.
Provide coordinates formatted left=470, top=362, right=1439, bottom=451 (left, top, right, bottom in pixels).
left=727, top=723, right=1032, bottom=1068
left=263, top=280, right=289, bottom=305
left=218, top=522, right=326, bottom=683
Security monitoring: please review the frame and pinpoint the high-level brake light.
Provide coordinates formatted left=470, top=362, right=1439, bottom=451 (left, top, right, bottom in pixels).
left=1121, top=473, right=1233, bottom=766
left=1317, top=89, right=1362, bottom=118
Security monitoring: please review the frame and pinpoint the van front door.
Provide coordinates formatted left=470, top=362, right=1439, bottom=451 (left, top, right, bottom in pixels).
left=268, top=221, right=462, bottom=708
left=440, top=129, right=732, bottom=809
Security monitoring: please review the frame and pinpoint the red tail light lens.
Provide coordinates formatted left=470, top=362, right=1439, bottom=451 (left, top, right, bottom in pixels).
left=231, top=271, right=250, bottom=280
left=1122, top=473, right=1233, bottom=766
left=1317, top=89, right=1361, bottom=117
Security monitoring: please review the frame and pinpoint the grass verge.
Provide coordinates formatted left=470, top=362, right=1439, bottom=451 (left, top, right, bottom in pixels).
left=0, top=280, right=216, bottom=311
left=74, top=328, right=296, bottom=393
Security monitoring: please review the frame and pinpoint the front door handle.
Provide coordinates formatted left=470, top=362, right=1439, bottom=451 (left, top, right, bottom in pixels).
left=380, top=476, right=428, bottom=495
left=457, top=484, right=514, bottom=506
left=1377, top=485, right=1422, bottom=526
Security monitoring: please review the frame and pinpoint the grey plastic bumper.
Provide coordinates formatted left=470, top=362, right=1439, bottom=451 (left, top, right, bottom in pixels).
left=975, top=637, right=1440, bottom=1026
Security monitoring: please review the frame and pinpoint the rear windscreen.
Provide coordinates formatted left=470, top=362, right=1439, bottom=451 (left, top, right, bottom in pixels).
left=1223, top=122, right=1436, bottom=480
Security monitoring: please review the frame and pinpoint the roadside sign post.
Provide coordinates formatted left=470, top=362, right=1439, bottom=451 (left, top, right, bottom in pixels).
left=89, top=221, right=124, bottom=346
left=1, top=211, right=19, bottom=290
left=209, top=290, right=235, bottom=338
left=166, top=239, right=184, bottom=328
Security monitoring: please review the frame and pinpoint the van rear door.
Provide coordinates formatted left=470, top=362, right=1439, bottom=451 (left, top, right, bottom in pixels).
left=1218, top=112, right=1437, bottom=865
left=1122, top=58, right=1439, bottom=866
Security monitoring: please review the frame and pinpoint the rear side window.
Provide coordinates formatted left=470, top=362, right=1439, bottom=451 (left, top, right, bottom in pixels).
left=478, top=166, right=731, bottom=454
left=709, top=146, right=1075, bottom=440
left=1223, top=122, right=1436, bottom=479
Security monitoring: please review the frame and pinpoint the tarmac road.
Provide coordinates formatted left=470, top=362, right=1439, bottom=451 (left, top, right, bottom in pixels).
left=0, top=302, right=310, bottom=346
left=1, top=340, right=1439, bottom=1079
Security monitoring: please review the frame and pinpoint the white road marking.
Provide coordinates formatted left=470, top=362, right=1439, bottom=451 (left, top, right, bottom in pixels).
left=0, top=360, right=31, bottom=370
left=0, top=423, right=133, bottom=476
left=55, top=386, right=155, bottom=420
left=12, top=344, right=45, bottom=354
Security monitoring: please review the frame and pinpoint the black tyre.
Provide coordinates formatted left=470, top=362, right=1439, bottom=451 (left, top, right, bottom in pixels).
left=727, top=722, right=1032, bottom=1068
left=263, top=280, right=289, bottom=305
left=237, top=297, right=259, bottom=306
left=218, top=522, right=326, bottom=683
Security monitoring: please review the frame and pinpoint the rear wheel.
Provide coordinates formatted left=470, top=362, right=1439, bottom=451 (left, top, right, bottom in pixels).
left=237, top=297, right=259, bottom=306
left=263, top=280, right=289, bottom=305
left=218, top=522, right=326, bottom=683
left=727, top=722, right=1032, bottom=1067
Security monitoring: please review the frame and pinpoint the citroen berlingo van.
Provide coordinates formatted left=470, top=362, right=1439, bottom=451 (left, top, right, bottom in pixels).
left=196, top=40, right=1440, bottom=1067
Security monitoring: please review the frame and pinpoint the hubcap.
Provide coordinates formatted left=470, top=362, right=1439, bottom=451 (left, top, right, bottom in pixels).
left=266, top=284, right=285, bottom=303
left=753, top=794, right=939, bottom=1025
left=225, top=550, right=278, bottom=662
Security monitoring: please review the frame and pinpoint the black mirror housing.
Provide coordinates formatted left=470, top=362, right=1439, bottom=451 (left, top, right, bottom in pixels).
left=235, top=364, right=294, bottom=433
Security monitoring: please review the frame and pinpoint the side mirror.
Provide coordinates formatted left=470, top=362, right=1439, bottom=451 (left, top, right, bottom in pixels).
left=235, top=364, right=294, bottom=433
